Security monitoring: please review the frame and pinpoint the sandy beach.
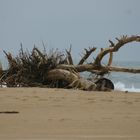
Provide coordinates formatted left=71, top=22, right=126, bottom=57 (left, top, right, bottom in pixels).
left=0, top=88, right=140, bottom=140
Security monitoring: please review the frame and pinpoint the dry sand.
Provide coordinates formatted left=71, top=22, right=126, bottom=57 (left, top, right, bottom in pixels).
left=0, top=88, right=140, bottom=140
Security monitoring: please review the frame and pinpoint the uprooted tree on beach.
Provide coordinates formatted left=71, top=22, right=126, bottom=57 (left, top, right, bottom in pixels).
left=0, top=35, right=140, bottom=91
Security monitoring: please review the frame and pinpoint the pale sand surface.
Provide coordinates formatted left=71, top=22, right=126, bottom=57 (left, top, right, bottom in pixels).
left=0, top=88, right=140, bottom=140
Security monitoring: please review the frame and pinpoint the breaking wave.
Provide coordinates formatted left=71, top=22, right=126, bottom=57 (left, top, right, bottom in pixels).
left=114, top=82, right=140, bottom=93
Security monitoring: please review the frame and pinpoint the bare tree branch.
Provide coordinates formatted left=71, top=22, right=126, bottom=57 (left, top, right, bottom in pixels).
left=78, top=47, right=96, bottom=65
left=108, top=66, right=140, bottom=73
left=94, top=35, right=140, bottom=66
left=65, top=44, right=73, bottom=65
left=107, top=52, right=113, bottom=66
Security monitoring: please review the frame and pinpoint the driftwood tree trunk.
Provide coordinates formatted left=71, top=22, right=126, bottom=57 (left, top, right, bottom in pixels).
left=0, top=35, right=140, bottom=91
left=46, top=69, right=96, bottom=90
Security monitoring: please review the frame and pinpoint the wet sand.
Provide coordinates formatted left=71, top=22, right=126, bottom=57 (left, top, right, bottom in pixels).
left=0, top=88, right=140, bottom=140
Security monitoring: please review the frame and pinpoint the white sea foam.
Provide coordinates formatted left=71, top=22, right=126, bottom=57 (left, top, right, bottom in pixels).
left=1, top=83, right=7, bottom=88
left=114, top=82, right=140, bottom=93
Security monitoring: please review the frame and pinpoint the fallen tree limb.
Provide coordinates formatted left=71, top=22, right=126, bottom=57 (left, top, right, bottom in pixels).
left=57, top=64, right=140, bottom=74
left=46, top=69, right=96, bottom=90
left=108, top=66, right=140, bottom=73
left=1, top=35, right=140, bottom=91
left=46, top=69, right=79, bottom=83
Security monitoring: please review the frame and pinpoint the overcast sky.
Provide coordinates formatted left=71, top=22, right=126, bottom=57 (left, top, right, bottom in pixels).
left=0, top=0, right=140, bottom=64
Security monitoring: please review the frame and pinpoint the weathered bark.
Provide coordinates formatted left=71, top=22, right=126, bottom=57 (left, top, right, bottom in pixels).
left=46, top=69, right=79, bottom=83
left=108, top=66, right=140, bottom=73
left=46, top=69, right=96, bottom=90
left=57, top=64, right=97, bottom=72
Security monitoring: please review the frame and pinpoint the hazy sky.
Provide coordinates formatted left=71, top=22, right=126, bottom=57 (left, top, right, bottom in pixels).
left=0, top=0, right=140, bottom=63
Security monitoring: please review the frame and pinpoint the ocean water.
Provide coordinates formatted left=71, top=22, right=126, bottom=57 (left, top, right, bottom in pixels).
left=107, top=61, right=140, bottom=92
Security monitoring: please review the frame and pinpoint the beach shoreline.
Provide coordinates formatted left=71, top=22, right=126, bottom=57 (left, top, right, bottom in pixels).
left=0, top=88, right=140, bottom=140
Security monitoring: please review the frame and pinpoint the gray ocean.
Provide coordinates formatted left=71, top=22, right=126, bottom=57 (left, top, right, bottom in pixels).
left=107, top=61, right=140, bottom=92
